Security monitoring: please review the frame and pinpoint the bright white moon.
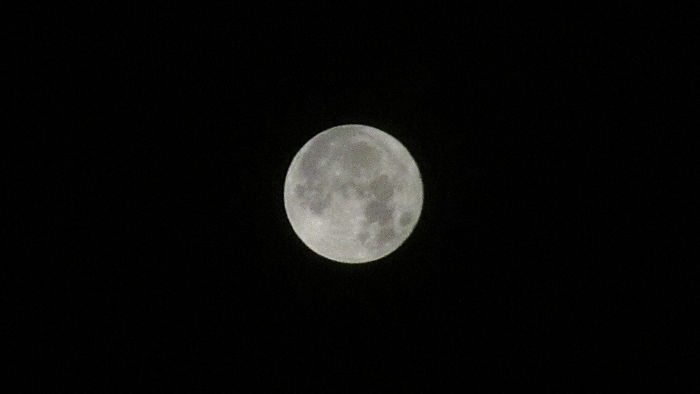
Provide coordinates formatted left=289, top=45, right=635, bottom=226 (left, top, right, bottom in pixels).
left=284, top=124, right=423, bottom=263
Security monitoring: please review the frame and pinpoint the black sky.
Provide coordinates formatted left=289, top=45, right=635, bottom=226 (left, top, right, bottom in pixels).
left=8, top=3, right=694, bottom=392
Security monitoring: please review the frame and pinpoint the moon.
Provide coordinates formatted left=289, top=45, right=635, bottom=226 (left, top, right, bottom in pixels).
left=284, top=124, right=423, bottom=263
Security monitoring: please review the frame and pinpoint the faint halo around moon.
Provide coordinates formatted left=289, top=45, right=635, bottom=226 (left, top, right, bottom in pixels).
left=283, top=124, right=423, bottom=263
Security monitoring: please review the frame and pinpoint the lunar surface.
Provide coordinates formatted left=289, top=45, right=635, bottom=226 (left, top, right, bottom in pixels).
left=284, top=124, right=423, bottom=263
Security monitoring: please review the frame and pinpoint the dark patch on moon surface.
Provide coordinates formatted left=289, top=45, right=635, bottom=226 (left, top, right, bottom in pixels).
left=344, top=141, right=381, bottom=177
left=293, top=181, right=332, bottom=216
left=376, top=226, right=396, bottom=245
left=300, top=132, right=334, bottom=178
left=357, top=231, right=369, bottom=243
left=399, top=211, right=412, bottom=226
left=369, top=174, right=394, bottom=201
left=294, top=184, right=309, bottom=199
left=309, top=193, right=331, bottom=215
left=340, top=181, right=367, bottom=199
left=364, top=200, right=393, bottom=224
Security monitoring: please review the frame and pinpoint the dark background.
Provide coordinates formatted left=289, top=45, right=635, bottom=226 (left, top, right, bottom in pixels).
left=7, top=3, right=694, bottom=392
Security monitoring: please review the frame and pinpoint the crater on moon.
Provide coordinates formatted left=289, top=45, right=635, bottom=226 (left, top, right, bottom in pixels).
left=284, top=124, right=423, bottom=263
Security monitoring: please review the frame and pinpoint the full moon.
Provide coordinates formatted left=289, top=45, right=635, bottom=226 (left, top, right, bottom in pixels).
left=284, top=124, right=423, bottom=263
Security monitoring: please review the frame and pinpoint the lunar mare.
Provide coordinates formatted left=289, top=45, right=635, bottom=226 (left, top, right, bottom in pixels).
left=284, top=124, right=423, bottom=263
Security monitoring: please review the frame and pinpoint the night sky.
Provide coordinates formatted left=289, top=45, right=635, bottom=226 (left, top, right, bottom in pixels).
left=8, top=3, right=693, bottom=392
